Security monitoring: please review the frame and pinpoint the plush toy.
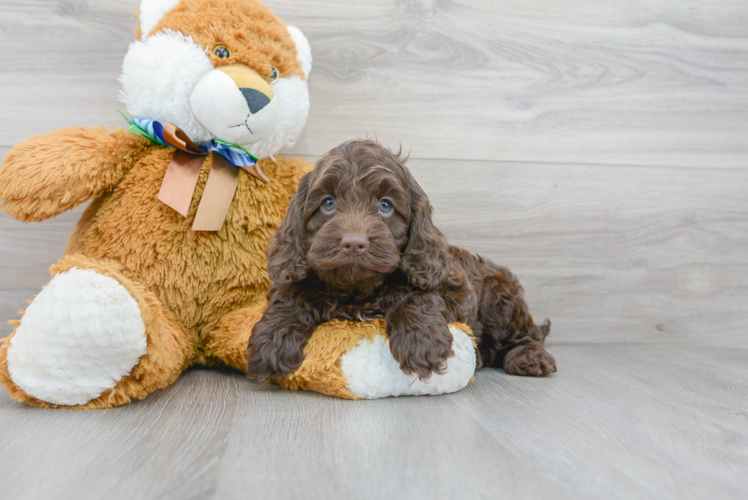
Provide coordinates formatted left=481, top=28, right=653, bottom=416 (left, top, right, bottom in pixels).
left=0, top=0, right=476, bottom=408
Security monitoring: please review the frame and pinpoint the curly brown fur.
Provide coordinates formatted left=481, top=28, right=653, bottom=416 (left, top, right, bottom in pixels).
left=248, top=140, right=556, bottom=381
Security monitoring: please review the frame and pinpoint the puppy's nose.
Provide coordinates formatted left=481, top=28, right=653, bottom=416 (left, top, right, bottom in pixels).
left=341, top=233, right=369, bottom=256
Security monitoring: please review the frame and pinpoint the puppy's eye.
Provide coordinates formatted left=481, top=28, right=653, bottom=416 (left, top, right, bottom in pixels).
left=269, top=67, right=279, bottom=83
left=214, top=45, right=231, bottom=58
left=379, top=199, right=393, bottom=214
left=322, top=197, right=336, bottom=212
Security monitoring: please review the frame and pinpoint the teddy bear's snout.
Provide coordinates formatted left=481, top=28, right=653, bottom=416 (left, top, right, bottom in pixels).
left=240, top=88, right=271, bottom=114
left=189, top=63, right=279, bottom=146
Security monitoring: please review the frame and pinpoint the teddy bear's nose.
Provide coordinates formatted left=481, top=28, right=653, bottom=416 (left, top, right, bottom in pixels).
left=240, top=88, right=271, bottom=114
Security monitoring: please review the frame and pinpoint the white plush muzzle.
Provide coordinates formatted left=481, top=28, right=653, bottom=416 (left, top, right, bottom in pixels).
left=189, top=69, right=281, bottom=147
left=120, top=19, right=312, bottom=159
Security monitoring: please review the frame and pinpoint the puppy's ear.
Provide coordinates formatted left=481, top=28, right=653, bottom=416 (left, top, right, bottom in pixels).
left=401, top=176, right=449, bottom=290
left=267, top=172, right=312, bottom=284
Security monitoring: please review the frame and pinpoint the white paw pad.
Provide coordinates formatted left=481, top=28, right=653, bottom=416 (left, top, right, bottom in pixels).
left=6, top=268, right=147, bottom=406
left=340, top=326, right=476, bottom=399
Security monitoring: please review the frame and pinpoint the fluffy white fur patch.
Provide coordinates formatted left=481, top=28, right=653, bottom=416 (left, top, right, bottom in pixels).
left=140, top=0, right=181, bottom=41
left=340, top=326, right=476, bottom=399
left=189, top=69, right=261, bottom=145
left=120, top=30, right=214, bottom=143
left=5, top=269, right=148, bottom=406
left=287, top=26, right=312, bottom=79
left=248, top=75, right=309, bottom=158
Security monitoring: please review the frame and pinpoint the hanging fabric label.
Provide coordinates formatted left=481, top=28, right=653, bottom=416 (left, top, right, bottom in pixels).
left=192, top=155, right=240, bottom=231
left=158, top=150, right=206, bottom=217
left=119, top=110, right=268, bottom=231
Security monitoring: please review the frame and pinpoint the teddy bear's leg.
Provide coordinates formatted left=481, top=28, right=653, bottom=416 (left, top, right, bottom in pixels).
left=207, top=303, right=363, bottom=398
left=206, top=305, right=477, bottom=400
left=0, top=255, right=194, bottom=409
left=205, top=302, right=266, bottom=373
left=207, top=304, right=361, bottom=398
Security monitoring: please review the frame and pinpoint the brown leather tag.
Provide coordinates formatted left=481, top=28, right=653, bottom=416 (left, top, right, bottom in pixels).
left=241, top=163, right=269, bottom=184
left=192, top=154, right=239, bottom=231
left=163, top=123, right=205, bottom=154
left=158, top=150, right=205, bottom=217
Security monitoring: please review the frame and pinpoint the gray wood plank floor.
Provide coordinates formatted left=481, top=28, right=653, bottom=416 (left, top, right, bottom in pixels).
left=0, top=345, right=746, bottom=500
left=0, top=1, right=746, bottom=499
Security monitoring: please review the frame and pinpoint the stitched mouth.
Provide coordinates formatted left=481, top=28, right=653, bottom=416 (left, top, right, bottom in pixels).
left=229, top=114, right=253, bottom=134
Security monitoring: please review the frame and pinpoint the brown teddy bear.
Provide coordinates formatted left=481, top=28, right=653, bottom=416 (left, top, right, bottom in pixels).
left=0, top=0, right=476, bottom=408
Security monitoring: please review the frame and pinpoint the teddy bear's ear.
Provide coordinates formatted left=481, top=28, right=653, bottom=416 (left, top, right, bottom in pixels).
left=139, top=0, right=181, bottom=41
left=287, top=26, right=312, bottom=79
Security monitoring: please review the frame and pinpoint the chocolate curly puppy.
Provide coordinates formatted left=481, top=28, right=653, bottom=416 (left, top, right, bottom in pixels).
left=248, top=140, right=557, bottom=381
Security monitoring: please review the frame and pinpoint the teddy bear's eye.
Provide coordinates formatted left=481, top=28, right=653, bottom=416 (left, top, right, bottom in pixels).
left=269, top=67, right=279, bottom=83
left=214, top=45, right=231, bottom=58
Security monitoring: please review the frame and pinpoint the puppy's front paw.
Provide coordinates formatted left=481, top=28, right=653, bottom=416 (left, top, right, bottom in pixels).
left=247, top=327, right=307, bottom=382
left=504, top=345, right=557, bottom=377
left=389, top=324, right=454, bottom=381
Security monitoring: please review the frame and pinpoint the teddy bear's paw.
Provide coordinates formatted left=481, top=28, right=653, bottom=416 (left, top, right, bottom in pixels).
left=5, top=268, right=147, bottom=406
left=339, top=325, right=476, bottom=399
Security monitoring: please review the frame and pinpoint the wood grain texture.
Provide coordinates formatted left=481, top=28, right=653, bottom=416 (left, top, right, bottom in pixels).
left=0, top=1, right=747, bottom=167
left=0, top=3, right=746, bottom=496
left=0, top=1, right=745, bottom=340
left=3, top=155, right=746, bottom=345
left=280, top=0, right=748, bottom=168
left=0, top=1, right=138, bottom=141
left=0, top=345, right=745, bottom=500
left=407, top=158, right=748, bottom=346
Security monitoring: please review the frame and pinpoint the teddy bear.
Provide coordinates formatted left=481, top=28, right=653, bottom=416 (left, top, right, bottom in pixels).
left=0, top=0, right=476, bottom=408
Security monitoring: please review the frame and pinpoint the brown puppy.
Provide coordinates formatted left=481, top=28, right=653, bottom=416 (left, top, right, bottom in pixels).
left=248, top=140, right=556, bottom=381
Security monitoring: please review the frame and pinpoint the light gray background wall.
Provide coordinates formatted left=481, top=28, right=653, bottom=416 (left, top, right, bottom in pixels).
left=1, top=0, right=746, bottom=345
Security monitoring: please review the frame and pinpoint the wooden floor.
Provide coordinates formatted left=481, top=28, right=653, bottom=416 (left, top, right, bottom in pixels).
left=0, top=345, right=746, bottom=500
left=1, top=0, right=747, bottom=499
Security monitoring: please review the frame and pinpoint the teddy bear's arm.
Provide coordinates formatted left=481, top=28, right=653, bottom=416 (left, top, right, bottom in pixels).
left=0, top=126, right=149, bottom=222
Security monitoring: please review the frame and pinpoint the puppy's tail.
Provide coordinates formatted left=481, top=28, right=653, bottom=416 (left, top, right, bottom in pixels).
left=539, top=319, right=551, bottom=339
